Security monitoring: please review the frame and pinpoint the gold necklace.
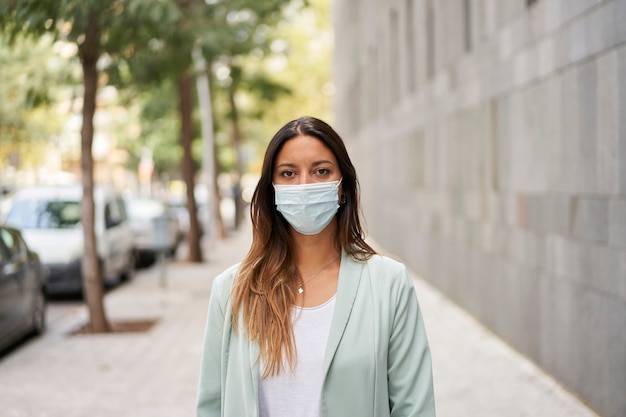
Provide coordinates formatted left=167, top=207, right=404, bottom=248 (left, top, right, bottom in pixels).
left=298, top=254, right=340, bottom=294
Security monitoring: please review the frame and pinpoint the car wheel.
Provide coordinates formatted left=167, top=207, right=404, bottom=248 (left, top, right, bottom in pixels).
left=120, top=251, right=136, bottom=282
left=31, top=289, right=47, bottom=335
left=99, top=259, right=113, bottom=289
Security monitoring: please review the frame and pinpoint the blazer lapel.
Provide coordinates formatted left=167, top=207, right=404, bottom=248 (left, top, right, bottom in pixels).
left=323, top=251, right=363, bottom=372
left=232, top=306, right=261, bottom=414
left=250, top=339, right=260, bottom=405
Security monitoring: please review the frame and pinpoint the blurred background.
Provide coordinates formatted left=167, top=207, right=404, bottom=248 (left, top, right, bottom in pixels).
left=0, top=1, right=624, bottom=417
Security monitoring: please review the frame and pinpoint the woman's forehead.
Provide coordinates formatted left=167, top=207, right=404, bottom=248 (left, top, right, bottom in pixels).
left=274, top=135, right=336, bottom=165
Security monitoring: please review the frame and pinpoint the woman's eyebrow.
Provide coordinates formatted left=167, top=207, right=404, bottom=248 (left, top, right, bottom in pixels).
left=275, top=160, right=335, bottom=168
left=312, top=159, right=335, bottom=166
left=275, top=162, right=297, bottom=169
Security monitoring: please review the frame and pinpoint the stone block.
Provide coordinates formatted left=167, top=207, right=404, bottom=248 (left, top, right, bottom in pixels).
left=619, top=47, right=626, bottom=195
left=527, top=230, right=546, bottom=269
left=544, top=234, right=569, bottom=277
left=554, top=25, right=571, bottom=71
left=407, top=129, right=426, bottom=188
left=538, top=76, right=564, bottom=191
left=543, top=0, right=563, bottom=33
left=489, top=192, right=507, bottom=225
left=586, top=0, right=619, bottom=56
left=542, top=195, right=570, bottom=236
left=514, top=47, right=530, bottom=88
left=537, top=36, right=556, bottom=78
left=596, top=49, right=620, bottom=194
left=587, top=243, right=625, bottom=298
left=423, top=127, right=436, bottom=187
left=568, top=16, right=588, bottom=64
left=571, top=197, right=609, bottom=243
left=526, top=194, right=541, bottom=233
left=576, top=61, right=597, bottom=194
left=560, top=68, right=580, bottom=194
left=564, top=238, right=592, bottom=282
left=496, top=97, right=511, bottom=190
left=498, top=22, right=514, bottom=59
left=609, top=198, right=626, bottom=247
left=527, top=81, right=553, bottom=192
left=562, top=0, right=597, bottom=24
left=565, top=288, right=626, bottom=417
left=512, top=13, right=532, bottom=52
left=492, top=59, right=508, bottom=96
left=618, top=252, right=626, bottom=300
left=505, top=264, right=543, bottom=360
left=538, top=274, right=581, bottom=389
left=617, top=0, right=626, bottom=45
left=604, top=295, right=626, bottom=417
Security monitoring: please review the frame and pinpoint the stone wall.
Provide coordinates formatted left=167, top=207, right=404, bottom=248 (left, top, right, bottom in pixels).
left=332, top=1, right=626, bottom=416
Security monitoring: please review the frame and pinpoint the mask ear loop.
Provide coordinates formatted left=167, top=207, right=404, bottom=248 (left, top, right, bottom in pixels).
left=337, top=177, right=346, bottom=204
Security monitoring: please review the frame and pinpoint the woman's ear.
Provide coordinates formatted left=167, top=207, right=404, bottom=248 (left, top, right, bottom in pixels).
left=340, top=193, right=347, bottom=204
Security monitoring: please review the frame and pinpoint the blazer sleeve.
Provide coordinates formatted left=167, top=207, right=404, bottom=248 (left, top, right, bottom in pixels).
left=387, top=263, right=436, bottom=417
left=196, top=268, right=233, bottom=417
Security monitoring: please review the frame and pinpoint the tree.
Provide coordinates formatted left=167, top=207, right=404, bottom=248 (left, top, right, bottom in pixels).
left=0, top=34, right=74, bottom=178
left=120, top=80, right=183, bottom=179
left=118, top=0, right=205, bottom=261
left=0, top=0, right=180, bottom=333
left=119, top=0, right=297, bottom=253
left=199, top=0, right=298, bottom=228
left=261, top=0, right=334, bottom=125
left=216, top=62, right=292, bottom=227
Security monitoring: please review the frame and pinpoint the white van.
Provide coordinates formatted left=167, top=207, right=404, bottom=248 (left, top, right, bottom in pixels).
left=3, top=185, right=136, bottom=295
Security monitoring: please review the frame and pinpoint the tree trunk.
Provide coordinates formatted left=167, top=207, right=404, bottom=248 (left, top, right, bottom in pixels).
left=80, top=18, right=110, bottom=333
left=179, top=72, right=203, bottom=262
left=212, top=144, right=226, bottom=238
left=208, top=66, right=226, bottom=239
left=228, top=86, right=245, bottom=230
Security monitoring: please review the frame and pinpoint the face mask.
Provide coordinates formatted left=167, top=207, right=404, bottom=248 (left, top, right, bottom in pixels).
left=274, top=178, right=342, bottom=235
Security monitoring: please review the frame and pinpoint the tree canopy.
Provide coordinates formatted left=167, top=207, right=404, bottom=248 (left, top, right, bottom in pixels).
left=0, top=34, right=75, bottom=177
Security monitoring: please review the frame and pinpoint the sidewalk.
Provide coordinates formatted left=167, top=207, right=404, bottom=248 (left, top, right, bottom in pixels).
left=0, top=221, right=599, bottom=417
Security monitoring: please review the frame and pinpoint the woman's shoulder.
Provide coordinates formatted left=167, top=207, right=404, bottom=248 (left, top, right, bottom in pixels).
left=210, top=262, right=241, bottom=299
left=361, top=252, right=408, bottom=275
left=357, top=253, right=414, bottom=291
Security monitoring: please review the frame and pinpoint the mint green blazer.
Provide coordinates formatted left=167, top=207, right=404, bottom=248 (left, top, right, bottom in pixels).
left=196, top=252, right=436, bottom=417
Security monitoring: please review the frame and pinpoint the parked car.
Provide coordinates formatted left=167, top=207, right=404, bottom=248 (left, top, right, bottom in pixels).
left=166, top=182, right=221, bottom=240
left=0, top=226, right=47, bottom=353
left=166, top=194, right=207, bottom=240
left=123, top=195, right=180, bottom=267
left=3, top=185, right=135, bottom=295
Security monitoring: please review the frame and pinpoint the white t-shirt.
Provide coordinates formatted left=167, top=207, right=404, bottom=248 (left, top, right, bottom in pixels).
left=258, top=295, right=337, bottom=417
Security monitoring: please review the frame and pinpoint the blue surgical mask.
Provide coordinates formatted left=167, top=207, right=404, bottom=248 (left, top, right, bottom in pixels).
left=274, top=178, right=342, bottom=235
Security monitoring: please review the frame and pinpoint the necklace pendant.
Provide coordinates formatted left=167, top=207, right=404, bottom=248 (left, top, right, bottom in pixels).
left=298, top=287, right=304, bottom=294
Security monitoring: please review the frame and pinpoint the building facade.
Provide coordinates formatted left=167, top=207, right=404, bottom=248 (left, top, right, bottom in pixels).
left=332, top=1, right=626, bottom=416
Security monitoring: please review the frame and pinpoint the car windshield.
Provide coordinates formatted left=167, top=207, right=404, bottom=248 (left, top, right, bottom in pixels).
left=5, top=199, right=82, bottom=229
left=125, top=198, right=165, bottom=220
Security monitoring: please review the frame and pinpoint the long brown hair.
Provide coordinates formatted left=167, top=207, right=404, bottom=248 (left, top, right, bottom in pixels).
left=231, top=116, right=376, bottom=377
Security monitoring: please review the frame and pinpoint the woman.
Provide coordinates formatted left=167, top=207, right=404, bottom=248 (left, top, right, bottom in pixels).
left=197, top=117, right=435, bottom=417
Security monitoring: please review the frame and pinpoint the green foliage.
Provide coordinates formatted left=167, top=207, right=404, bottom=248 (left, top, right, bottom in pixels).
left=0, top=0, right=329, bottom=184
left=0, top=0, right=184, bottom=176
left=120, top=0, right=299, bottom=179
left=208, top=0, right=333, bottom=174
left=120, top=79, right=183, bottom=178
left=266, top=0, right=333, bottom=122
left=0, top=0, right=181, bottom=52
left=0, top=0, right=183, bottom=99
left=0, top=34, right=75, bottom=170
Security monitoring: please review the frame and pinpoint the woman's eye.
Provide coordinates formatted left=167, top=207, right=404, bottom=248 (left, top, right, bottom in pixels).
left=281, top=170, right=294, bottom=177
left=316, top=168, right=330, bottom=176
